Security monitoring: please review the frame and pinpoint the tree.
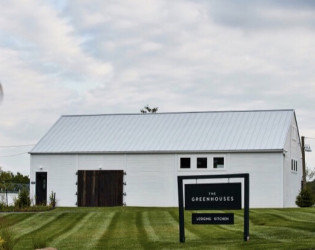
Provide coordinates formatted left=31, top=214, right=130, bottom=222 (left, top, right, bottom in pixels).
left=296, top=188, right=314, bottom=207
left=0, top=169, right=29, bottom=184
left=14, top=188, right=31, bottom=208
left=0, top=168, right=30, bottom=191
left=140, top=105, right=158, bottom=113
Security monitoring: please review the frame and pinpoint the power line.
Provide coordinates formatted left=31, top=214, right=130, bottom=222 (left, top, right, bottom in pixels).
left=0, top=144, right=35, bottom=148
left=0, top=152, right=29, bottom=157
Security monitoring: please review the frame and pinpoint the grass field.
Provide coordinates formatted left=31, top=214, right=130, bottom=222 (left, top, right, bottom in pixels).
left=1, top=207, right=315, bottom=249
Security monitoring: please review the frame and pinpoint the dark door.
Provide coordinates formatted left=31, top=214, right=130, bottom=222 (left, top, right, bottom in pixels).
left=36, top=172, right=47, bottom=205
left=78, top=170, right=123, bottom=207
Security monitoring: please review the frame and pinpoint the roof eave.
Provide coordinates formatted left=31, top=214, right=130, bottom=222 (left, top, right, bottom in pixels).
left=29, top=149, right=284, bottom=155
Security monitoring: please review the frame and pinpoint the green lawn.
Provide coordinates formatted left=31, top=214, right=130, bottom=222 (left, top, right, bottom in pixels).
left=1, top=207, right=315, bottom=249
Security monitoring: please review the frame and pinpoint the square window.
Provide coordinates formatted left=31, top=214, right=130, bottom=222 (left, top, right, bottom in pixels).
left=197, top=158, right=207, bottom=169
left=180, top=158, right=190, bottom=169
left=213, top=157, right=224, bottom=169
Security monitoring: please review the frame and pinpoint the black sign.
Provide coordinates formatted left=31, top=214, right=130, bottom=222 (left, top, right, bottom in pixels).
left=185, top=183, right=241, bottom=210
left=192, top=213, right=234, bottom=224
left=178, top=174, right=250, bottom=243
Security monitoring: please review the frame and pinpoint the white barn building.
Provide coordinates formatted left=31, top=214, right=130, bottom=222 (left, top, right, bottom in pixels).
left=30, top=110, right=302, bottom=208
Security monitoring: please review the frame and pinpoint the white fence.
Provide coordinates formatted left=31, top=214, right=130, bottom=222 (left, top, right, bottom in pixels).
left=0, top=192, right=19, bottom=206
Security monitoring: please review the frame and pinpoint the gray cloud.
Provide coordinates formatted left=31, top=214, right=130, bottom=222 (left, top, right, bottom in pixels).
left=206, top=0, right=315, bottom=30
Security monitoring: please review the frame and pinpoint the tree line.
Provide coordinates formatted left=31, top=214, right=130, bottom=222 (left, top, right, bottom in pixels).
left=0, top=168, right=30, bottom=191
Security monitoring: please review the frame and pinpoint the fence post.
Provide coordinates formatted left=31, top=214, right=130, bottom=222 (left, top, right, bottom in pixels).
left=5, top=188, right=8, bottom=206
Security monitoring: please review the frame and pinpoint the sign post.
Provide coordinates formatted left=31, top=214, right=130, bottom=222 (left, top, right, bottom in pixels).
left=177, top=173, right=249, bottom=243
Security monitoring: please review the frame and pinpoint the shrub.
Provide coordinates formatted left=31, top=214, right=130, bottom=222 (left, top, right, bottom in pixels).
left=49, top=191, right=56, bottom=208
left=14, top=188, right=30, bottom=208
left=0, top=202, right=5, bottom=210
left=296, top=188, right=315, bottom=207
left=0, top=205, right=53, bottom=212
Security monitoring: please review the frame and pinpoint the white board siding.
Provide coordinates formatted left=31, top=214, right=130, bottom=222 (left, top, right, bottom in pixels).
left=30, top=154, right=177, bottom=207
left=77, top=154, right=126, bottom=171
left=125, top=154, right=177, bottom=207
left=177, top=152, right=283, bottom=208
left=30, top=155, right=77, bottom=207
left=31, top=151, right=289, bottom=208
left=77, top=154, right=177, bottom=206
left=283, top=116, right=302, bottom=207
left=228, top=153, right=283, bottom=208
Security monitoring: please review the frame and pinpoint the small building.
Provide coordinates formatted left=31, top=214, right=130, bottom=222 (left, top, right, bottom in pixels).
left=30, top=110, right=302, bottom=208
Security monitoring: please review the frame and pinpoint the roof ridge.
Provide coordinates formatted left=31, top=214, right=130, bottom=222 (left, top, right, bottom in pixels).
left=61, top=109, right=295, bottom=118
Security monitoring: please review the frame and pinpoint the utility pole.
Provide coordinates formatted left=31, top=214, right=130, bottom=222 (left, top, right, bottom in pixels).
left=302, top=136, right=306, bottom=189
left=0, top=82, right=3, bottom=104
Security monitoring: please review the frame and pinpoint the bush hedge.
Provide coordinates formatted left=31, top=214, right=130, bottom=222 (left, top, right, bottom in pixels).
left=296, top=188, right=314, bottom=207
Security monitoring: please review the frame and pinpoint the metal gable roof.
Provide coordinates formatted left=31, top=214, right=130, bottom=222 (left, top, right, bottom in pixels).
left=30, top=110, right=294, bottom=154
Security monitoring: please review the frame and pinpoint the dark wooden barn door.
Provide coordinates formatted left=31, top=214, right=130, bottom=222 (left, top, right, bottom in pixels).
left=78, top=170, right=123, bottom=207
left=36, top=172, right=47, bottom=205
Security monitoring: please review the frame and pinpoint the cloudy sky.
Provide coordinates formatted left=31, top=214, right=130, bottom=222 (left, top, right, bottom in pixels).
left=0, top=0, right=315, bottom=175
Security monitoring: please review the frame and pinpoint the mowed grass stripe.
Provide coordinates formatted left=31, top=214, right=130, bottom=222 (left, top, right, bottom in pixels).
left=136, top=210, right=166, bottom=250
left=11, top=212, right=64, bottom=240
left=217, top=212, right=246, bottom=236
left=265, top=210, right=315, bottom=229
left=94, top=211, right=121, bottom=249
left=147, top=210, right=178, bottom=243
left=237, top=210, right=289, bottom=243
left=49, top=212, right=92, bottom=248
left=77, top=210, right=116, bottom=250
left=96, top=208, right=145, bottom=249
left=250, top=211, right=315, bottom=239
left=7, top=212, right=44, bottom=231
left=0, top=213, right=37, bottom=228
left=136, top=211, right=152, bottom=249
left=169, top=210, right=200, bottom=241
left=0, top=213, right=35, bottom=228
left=14, top=212, right=84, bottom=249
left=250, top=226, right=293, bottom=243
left=293, top=209, right=315, bottom=218
left=3, top=207, right=315, bottom=249
left=142, top=211, right=159, bottom=242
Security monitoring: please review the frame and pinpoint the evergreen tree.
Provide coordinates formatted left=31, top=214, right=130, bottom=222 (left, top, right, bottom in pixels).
left=296, top=188, right=314, bottom=207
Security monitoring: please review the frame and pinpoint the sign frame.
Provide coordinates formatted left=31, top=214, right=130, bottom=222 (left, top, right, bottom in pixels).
left=177, top=173, right=249, bottom=242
